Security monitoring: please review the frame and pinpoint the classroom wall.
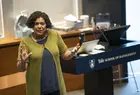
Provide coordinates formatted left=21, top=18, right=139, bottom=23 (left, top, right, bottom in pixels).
left=1, top=0, right=82, bottom=38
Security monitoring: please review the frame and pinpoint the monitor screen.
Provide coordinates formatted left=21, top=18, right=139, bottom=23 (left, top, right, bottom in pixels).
left=77, top=39, right=99, bottom=53
left=99, top=25, right=130, bottom=45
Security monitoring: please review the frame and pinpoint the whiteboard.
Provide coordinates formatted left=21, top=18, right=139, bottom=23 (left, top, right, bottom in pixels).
left=13, top=0, right=76, bottom=23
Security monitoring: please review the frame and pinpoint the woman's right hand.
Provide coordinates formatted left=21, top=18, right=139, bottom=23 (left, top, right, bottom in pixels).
left=20, top=45, right=32, bottom=64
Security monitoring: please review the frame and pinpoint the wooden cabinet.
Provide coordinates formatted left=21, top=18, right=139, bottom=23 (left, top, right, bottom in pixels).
left=0, top=46, right=18, bottom=76
left=0, top=44, right=26, bottom=95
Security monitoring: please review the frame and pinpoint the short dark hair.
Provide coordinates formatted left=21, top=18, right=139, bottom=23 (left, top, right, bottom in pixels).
left=26, top=11, right=52, bottom=29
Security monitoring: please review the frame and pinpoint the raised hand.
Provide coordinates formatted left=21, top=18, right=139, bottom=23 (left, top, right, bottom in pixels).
left=20, top=45, right=32, bottom=63
left=72, top=43, right=81, bottom=53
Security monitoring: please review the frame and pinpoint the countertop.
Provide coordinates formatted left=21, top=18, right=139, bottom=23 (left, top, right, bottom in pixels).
left=0, top=29, right=93, bottom=48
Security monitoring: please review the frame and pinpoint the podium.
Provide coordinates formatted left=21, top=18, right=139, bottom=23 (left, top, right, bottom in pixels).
left=61, top=39, right=140, bottom=95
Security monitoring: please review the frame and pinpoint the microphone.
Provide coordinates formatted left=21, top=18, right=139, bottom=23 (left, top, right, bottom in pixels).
left=79, top=32, right=85, bottom=46
left=96, top=26, right=110, bottom=45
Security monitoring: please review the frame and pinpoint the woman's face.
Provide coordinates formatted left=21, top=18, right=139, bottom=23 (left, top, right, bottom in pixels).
left=33, top=17, right=47, bottom=37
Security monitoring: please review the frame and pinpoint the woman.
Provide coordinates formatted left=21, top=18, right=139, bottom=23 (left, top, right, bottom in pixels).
left=17, top=11, right=80, bottom=95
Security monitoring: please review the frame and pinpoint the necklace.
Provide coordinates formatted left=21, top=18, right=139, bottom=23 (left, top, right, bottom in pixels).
left=31, top=34, right=48, bottom=43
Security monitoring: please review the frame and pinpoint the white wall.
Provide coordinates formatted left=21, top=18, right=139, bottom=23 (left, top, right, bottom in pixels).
left=0, top=0, right=82, bottom=38
left=0, top=0, right=4, bottom=37
left=13, top=0, right=77, bottom=23
left=126, top=0, right=140, bottom=41
left=2, top=0, right=14, bottom=34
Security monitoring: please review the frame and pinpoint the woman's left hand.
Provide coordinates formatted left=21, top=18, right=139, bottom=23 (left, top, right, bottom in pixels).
left=62, top=43, right=81, bottom=60
left=71, top=43, right=80, bottom=53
